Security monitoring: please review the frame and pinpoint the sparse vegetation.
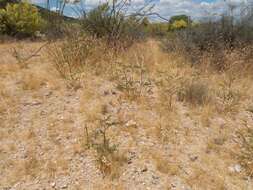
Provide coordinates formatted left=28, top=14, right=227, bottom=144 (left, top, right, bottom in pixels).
left=48, top=34, right=99, bottom=80
left=82, top=104, right=127, bottom=179
left=1, top=0, right=253, bottom=189
left=81, top=2, right=148, bottom=47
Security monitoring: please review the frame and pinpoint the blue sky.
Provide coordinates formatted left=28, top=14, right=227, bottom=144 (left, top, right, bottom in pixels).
left=32, top=0, right=250, bottom=20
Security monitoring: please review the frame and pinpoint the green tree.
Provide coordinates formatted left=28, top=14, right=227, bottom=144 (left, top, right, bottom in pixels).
left=169, top=15, right=191, bottom=25
left=169, top=19, right=188, bottom=30
left=82, top=2, right=144, bottom=45
left=0, top=0, right=18, bottom=8
left=82, top=3, right=113, bottom=38
left=168, top=15, right=191, bottom=31
left=0, top=2, right=45, bottom=36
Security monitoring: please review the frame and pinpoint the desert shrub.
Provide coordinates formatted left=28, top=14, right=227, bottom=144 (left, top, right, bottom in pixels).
left=169, top=20, right=188, bottom=31
left=168, top=15, right=191, bottom=31
left=48, top=32, right=115, bottom=84
left=81, top=2, right=145, bottom=47
left=42, top=10, right=81, bottom=39
left=49, top=33, right=97, bottom=80
left=164, top=21, right=253, bottom=70
left=0, top=2, right=45, bottom=37
left=163, top=4, right=253, bottom=70
left=115, top=60, right=152, bottom=101
left=178, top=80, right=210, bottom=106
left=145, top=22, right=169, bottom=37
left=215, top=74, right=242, bottom=114
left=169, top=14, right=192, bottom=25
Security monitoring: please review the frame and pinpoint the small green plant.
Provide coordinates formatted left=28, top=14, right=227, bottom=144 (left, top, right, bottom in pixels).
left=0, top=2, right=45, bottom=37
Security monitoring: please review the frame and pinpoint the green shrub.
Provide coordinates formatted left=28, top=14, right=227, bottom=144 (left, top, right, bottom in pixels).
left=0, top=2, right=44, bottom=37
left=169, top=15, right=192, bottom=25
left=169, top=19, right=188, bottom=31
left=82, top=3, right=145, bottom=47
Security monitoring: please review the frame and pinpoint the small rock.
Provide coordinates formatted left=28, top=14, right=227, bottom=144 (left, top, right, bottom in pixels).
left=229, top=164, right=242, bottom=173
left=214, top=138, right=225, bottom=145
left=111, top=90, right=117, bottom=95
left=141, top=166, right=148, bottom=173
left=215, top=117, right=226, bottom=128
left=40, top=111, right=46, bottom=116
left=189, top=155, right=198, bottom=162
left=60, top=183, right=68, bottom=189
left=51, top=182, right=56, bottom=188
left=234, top=164, right=242, bottom=173
left=246, top=105, right=253, bottom=113
left=103, top=90, right=110, bottom=96
left=23, top=101, right=42, bottom=106
left=125, top=120, right=137, bottom=127
left=44, top=91, right=52, bottom=97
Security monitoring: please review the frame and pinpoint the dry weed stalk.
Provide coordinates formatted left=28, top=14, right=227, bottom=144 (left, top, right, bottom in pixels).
left=115, top=52, right=152, bottom=101
left=83, top=105, right=126, bottom=178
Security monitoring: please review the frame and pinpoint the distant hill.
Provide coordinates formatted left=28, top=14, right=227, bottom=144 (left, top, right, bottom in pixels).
left=0, top=0, right=77, bottom=22
left=35, top=5, right=78, bottom=23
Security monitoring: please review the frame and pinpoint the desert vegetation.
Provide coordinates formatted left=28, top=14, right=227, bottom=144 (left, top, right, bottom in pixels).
left=0, top=0, right=253, bottom=189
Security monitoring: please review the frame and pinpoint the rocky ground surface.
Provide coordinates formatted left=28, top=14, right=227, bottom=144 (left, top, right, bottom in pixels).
left=0, top=41, right=253, bottom=190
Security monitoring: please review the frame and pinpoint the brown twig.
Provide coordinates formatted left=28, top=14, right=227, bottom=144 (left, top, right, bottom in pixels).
left=13, top=41, right=50, bottom=65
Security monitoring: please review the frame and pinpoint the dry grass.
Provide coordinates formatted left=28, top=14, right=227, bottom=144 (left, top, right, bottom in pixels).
left=238, top=126, right=253, bottom=177
left=177, top=80, right=210, bottom=106
left=21, top=72, right=46, bottom=90
left=151, top=152, right=180, bottom=175
left=185, top=167, right=227, bottom=190
left=1, top=38, right=253, bottom=189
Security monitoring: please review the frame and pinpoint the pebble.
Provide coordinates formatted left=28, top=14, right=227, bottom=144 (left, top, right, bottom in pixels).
left=23, top=101, right=42, bottom=106
left=61, top=184, right=68, bottom=189
left=228, top=164, right=242, bottom=173
left=141, top=166, right=148, bottom=173
left=189, top=155, right=198, bottom=162
left=51, top=182, right=56, bottom=188
left=44, top=91, right=52, bottom=97
left=126, top=120, right=137, bottom=127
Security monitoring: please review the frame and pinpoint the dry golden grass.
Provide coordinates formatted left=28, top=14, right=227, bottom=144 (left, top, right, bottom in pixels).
left=185, top=167, right=227, bottom=190
left=21, top=72, right=45, bottom=90
left=237, top=126, right=253, bottom=177
left=151, top=152, right=180, bottom=175
left=1, top=39, right=253, bottom=189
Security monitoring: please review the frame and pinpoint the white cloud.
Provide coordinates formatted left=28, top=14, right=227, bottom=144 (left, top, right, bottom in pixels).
left=151, top=0, right=249, bottom=20
left=31, top=0, right=251, bottom=20
left=50, top=6, right=59, bottom=11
